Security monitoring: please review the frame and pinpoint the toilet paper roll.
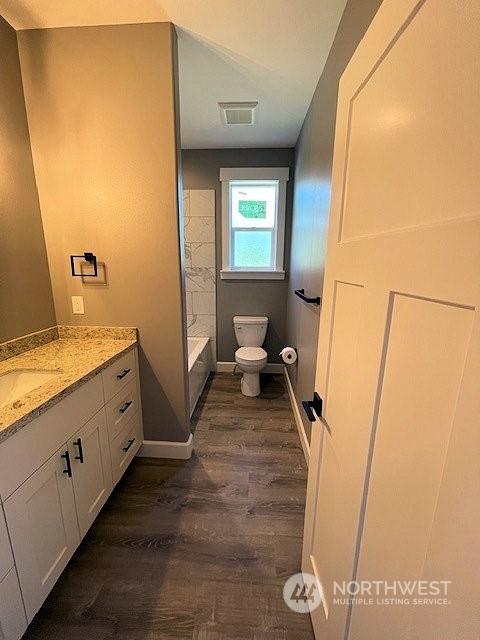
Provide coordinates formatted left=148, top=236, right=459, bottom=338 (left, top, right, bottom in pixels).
left=280, top=346, right=297, bottom=365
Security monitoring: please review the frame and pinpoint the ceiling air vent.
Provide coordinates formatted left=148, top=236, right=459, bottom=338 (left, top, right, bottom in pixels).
left=219, top=102, right=258, bottom=125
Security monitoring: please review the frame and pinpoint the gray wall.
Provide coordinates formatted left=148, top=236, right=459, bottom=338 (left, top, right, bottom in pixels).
left=182, top=148, right=295, bottom=363
left=18, top=22, right=189, bottom=443
left=0, top=15, right=55, bottom=343
left=285, top=0, right=383, bottom=442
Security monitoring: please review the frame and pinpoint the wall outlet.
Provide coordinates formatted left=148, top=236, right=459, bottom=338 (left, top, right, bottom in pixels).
left=71, top=296, right=85, bottom=314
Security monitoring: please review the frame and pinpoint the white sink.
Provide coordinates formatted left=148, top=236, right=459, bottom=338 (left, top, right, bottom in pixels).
left=0, top=369, right=62, bottom=408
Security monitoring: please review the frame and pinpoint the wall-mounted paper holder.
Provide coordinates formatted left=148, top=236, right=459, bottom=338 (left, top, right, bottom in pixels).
left=70, top=252, right=98, bottom=277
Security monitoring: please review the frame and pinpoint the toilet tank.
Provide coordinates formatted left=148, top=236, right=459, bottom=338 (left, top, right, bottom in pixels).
left=233, top=316, right=268, bottom=347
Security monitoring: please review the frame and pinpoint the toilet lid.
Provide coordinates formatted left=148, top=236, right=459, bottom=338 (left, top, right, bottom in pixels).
left=235, top=347, right=267, bottom=361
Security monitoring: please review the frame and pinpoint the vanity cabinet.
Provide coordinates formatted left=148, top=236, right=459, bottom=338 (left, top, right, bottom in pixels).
left=4, top=449, right=80, bottom=621
left=0, top=346, right=143, bottom=633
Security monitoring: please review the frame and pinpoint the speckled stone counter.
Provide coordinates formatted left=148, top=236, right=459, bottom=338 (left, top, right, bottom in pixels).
left=0, top=327, right=137, bottom=444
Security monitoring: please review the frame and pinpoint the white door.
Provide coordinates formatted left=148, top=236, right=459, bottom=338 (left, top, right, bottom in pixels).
left=302, top=1, right=480, bottom=638
left=70, top=409, right=112, bottom=537
left=4, top=447, right=80, bottom=621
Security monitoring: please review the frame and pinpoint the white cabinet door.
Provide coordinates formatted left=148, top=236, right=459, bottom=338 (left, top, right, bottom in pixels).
left=0, top=567, right=27, bottom=640
left=70, top=409, right=112, bottom=537
left=4, top=447, right=80, bottom=622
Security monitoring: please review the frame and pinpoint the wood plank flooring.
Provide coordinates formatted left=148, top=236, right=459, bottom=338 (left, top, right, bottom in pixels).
left=24, top=373, right=314, bottom=640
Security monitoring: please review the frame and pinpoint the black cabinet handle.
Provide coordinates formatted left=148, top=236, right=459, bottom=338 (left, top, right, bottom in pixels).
left=123, top=438, right=135, bottom=452
left=294, top=288, right=321, bottom=305
left=119, top=400, right=133, bottom=414
left=61, top=450, right=72, bottom=477
left=116, top=368, right=131, bottom=380
left=73, top=438, right=84, bottom=463
left=302, top=393, right=323, bottom=422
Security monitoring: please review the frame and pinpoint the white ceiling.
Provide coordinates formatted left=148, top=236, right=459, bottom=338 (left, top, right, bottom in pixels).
left=0, top=0, right=348, bottom=149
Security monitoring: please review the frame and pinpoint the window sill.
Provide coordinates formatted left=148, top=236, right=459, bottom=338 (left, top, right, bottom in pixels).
left=220, top=270, right=285, bottom=281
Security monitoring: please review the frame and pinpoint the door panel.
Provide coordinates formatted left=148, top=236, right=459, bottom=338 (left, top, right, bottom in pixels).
left=341, top=0, right=480, bottom=241
left=4, top=449, right=80, bottom=621
left=409, top=322, right=480, bottom=639
left=310, top=281, right=364, bottom=621
left=70, top=409, right=112, bottom=537
left=303, top=0, right=480, bottom=638
left=349, top=294, right=474, bottom=637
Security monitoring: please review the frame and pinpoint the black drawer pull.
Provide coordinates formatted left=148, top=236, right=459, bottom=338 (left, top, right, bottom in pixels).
left=294, top=288, right=321, bottom=305
left=123, top=438, right=135, bottom=452
left=61, top=450, right=72, bottom=477
left=116, top=368, right=131, bottom=380
left=73, top=438, right=84, bottom=463
left=119, top=400, right=133, bottom=414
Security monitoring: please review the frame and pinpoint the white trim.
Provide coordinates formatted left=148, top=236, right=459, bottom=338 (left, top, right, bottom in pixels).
left=137, top=434, right=193, bottom=460
left=220, top=167, right=289, bottom=182
left=220, top=167, right=289, bottom=278
left=220, top=269, right=285, bottom=280
left=283, top=366, right=310, bottom=465
left=216, top=361, right=284, bottom=374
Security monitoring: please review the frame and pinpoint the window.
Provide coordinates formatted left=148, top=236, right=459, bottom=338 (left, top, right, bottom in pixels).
left=220, top=167, right=289, bottom=279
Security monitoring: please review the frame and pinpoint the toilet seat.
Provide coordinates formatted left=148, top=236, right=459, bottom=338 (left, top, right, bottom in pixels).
left=235, top=347, right=267, bottom=366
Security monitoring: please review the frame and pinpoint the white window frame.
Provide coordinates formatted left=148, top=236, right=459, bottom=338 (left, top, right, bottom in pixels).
left=220, top=167, right=289, bottom=280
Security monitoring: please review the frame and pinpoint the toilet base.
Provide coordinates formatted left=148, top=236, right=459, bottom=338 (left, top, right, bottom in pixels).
left=241, top=372, right=260, bottom=397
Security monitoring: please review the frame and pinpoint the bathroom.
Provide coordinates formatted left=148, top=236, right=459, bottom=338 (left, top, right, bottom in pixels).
left=0, top=2, right=478, bottom=639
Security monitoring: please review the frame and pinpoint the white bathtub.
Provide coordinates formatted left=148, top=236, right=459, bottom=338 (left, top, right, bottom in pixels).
left=187, top=337, right=212, bottom=417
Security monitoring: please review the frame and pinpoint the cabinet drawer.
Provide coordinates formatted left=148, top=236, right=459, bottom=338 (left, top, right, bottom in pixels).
left=110, top=412, right=142, bottom=485
left=0, top=505, right=13, bottom=581
left=102, top=349, right=137, bottom=403
left=105, top=378, right=139, bottom=441
left=0, top=567, right=28, bottom=640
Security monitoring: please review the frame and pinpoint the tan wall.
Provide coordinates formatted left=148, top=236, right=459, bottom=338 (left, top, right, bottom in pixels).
left=18, top=22, right=189, bottom=442
left=0, top=15, right=55, bottom=343
left=285, top=0, right=383, bottom=443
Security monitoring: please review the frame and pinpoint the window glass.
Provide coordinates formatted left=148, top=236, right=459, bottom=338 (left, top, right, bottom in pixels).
left=233, top=230, right=273, bottom=268
left=231, top=182, right=277, bottom=230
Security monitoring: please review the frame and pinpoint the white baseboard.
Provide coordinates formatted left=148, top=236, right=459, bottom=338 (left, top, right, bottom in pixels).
left=137, top=434, right=193, bottom=460
left=283, top=366, right=310, bottom=465
left=216, top=361, right=284, bottom=374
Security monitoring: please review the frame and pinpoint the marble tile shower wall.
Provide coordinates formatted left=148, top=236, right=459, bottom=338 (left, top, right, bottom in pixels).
left=183, top=190, right=216, bottom=362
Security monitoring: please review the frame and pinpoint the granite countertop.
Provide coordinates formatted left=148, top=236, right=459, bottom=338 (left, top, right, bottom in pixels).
left=0, top=329, right=137, bottom=444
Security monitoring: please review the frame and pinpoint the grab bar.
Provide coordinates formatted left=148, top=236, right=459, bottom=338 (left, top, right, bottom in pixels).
left=294, top=288, right=321, bottom=305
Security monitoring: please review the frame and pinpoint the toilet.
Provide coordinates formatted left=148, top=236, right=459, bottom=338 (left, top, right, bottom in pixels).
left=234, top=316, right=269, bottom=397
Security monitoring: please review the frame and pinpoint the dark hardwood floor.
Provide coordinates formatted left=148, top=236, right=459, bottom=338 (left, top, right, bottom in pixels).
left=24, top=373, right=314, bottom=640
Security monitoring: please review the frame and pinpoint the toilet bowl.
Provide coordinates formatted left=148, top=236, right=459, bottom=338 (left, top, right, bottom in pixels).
left=233, top=316, right=269, bottom=397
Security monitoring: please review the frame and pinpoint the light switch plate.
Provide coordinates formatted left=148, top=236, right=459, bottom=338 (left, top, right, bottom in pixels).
left=71, top=296, right=85, bottom=314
